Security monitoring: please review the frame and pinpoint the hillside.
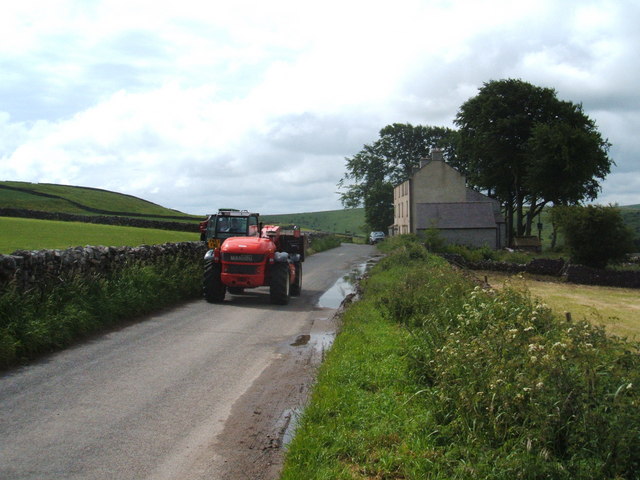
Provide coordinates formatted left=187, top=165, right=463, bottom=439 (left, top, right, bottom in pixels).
left=0, top=181, right=367, bottom=235
left=261, top=208, right=366, bottom=236
left=0, top=181, right=200, bottom=222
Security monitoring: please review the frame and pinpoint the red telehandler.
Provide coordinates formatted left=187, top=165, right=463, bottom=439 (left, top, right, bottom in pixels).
left=199, top=210, right=306, bottom=305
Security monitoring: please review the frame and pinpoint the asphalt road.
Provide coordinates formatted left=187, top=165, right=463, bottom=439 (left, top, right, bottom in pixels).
left=0, top=243, right=378, bottom=480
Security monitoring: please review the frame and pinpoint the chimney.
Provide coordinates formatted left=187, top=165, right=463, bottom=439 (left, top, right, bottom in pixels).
left=431, top=148, right=444, bottom=162
left=419, top=157, right=429, bottom=168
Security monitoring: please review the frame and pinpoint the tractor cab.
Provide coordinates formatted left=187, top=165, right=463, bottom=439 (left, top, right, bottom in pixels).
left=201, top=210, right=260, bottom=249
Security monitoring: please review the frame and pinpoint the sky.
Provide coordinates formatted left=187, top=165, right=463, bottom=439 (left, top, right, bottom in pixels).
left=1, top=0, right=639, bottom=215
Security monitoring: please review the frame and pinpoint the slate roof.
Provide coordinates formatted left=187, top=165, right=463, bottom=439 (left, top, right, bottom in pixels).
left=415, top=202, right=499, bottom=229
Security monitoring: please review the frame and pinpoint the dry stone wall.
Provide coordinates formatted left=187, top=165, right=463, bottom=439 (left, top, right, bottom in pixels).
left=0, top=241, right=208, bottom=293
left=0, top=208, right=199, bottom=232
left=441, top=254, right=640, bottom=289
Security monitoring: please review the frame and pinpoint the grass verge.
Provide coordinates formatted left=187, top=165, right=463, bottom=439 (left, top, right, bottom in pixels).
left=0, top=255, right=201, bottom=368
left=307, top=235, right=343, bottom=255
left=281, top=236, right=640, bottom=479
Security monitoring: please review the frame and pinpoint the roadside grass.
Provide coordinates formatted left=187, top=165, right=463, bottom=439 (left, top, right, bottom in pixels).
left=281, top=236, right=640, bottom=479
left=0, top=255, right=202, bottom=368
left=0, top=217, right=200, bottom=254
left=307, top=234, right=343, bottom=255
left=479, top=270, right=640, bottom=340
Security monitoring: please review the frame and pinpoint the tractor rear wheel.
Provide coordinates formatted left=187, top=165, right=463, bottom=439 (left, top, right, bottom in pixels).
left=290, top=262, right=302, bottom=296
left=270, top=262, right=290, bottom=305
left=203, top=260, right=226, bottom=303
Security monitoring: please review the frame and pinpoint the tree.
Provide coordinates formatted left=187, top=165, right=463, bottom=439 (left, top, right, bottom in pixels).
left=454, top=79, right=612, bottom=246
left=552, top=205, right=635, bottom=269
left=338, top=123, right=457, bottom=231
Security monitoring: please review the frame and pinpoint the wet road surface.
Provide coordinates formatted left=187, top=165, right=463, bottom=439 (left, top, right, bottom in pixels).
left=0, top=243, right=378, bottom=480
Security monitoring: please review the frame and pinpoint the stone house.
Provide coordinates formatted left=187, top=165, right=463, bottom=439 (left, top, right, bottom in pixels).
left=391, top=151, right=506, bottom=249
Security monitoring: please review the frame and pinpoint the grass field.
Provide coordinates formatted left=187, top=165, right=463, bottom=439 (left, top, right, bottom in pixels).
left=262, top=208, right=366, bottom=236
left=0, top=217, right=200, bottom=254
left=479, top=270, right=640, bottom=340
left=0, top=181, right=201, bottom=220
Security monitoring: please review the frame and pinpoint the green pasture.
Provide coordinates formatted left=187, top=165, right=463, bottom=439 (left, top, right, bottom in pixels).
left=0, top=217, right=200, bottom=254
left=262, top=208, right=366, bottom=236
left=0, top=181, right=201, bottom=220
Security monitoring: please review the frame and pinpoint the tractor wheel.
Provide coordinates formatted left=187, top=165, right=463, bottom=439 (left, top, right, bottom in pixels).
left=290, top=262, right=302, bottom=296
left=270, top=262, right=290, bottom=305
left=203, top=260, right=226, bottom=303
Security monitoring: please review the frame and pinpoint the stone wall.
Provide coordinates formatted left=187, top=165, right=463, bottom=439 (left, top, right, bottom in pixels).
left=441, top=254, right=640, bottom=289
left=0, top=241, right=208, bottom=293
left=0, top=208, right=199, bottom=232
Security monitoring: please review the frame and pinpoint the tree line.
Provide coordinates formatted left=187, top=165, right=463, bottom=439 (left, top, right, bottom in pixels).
left=339, top=78, right=617, bottom=249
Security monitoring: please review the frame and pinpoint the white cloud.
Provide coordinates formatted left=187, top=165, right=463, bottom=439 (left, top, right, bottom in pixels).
left=1, top=0, right=639, bottom=213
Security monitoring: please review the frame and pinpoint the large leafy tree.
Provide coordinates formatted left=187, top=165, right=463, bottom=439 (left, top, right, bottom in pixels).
left=339, top=123, right=457, bottom=231
left=454, top=79, right=612, bottom=245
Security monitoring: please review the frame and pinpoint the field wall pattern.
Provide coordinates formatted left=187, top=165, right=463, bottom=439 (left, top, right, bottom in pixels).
left=0, top=208, right=199, bottom=232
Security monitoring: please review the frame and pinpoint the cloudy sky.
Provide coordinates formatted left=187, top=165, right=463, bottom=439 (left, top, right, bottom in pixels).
left=1, top=0, right=638, bottom=215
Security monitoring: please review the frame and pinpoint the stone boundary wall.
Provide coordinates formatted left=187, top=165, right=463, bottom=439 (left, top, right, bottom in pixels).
left=440, top=254, right=640, bottom=289
left=0, top=241, right=208, bottom=293
left=0, top=208, right=199, bottom=232
left=0, top=232, right=330, bottom=293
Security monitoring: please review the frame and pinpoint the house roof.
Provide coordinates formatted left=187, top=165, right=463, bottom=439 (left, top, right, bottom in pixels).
left=415, top=202, right=500, bottom=229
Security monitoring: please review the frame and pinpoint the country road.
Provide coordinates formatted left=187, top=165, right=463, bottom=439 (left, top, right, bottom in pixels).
left=0, top=243, right=379, bottom=480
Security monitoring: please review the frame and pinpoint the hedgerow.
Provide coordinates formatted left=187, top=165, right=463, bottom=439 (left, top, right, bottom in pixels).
left=283, top=236, right=640, bottom=479
left=374, top=240, right=640, bottom=478
left=0, top=255, right=201, bottom=368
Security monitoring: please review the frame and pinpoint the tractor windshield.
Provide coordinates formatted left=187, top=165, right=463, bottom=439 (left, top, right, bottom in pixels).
left=212, top=215, right=248, bottom=239
left=205, top=212, right=259, bottom=242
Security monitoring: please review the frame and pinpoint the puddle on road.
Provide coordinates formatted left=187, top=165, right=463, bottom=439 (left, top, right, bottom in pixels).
left=290, top=334, right=310, bottom=347
left=281, top=256, right=382, bottom=448
left=316, top=258, right=379, bottom=309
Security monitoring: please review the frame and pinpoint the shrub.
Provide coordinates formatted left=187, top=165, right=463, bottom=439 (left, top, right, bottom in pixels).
left=375, top=253, right=640, bottom=478
left=307, top=234, right=342, bottom=254
left=553, top=205, right=636, bottom=269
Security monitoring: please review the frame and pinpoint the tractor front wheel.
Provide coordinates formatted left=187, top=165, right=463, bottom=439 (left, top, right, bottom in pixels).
left=203, top=260, right=226, bottom=303
left=270, top=262, right=290, bottom=305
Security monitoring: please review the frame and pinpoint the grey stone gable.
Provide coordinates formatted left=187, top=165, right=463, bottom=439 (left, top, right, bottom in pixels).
left=465, top=189, right=505, bottom=223
left=415, top=202, right=499, bottom=229
left=466, top=188, right=493, bottom=202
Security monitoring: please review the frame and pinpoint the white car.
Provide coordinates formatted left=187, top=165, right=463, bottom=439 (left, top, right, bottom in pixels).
left=368, top=231, right=386, bottom=244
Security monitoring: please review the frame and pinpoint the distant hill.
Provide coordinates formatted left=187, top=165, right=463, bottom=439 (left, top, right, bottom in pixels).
left=261, top=208, right=366, bottom=236
left=0, top=181, right=200, bottom=222
left=0, top=181, right=367, bottom=235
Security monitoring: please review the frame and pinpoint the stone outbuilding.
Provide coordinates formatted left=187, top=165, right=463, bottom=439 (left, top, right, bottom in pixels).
left=391, top=150, right=506, bottom=249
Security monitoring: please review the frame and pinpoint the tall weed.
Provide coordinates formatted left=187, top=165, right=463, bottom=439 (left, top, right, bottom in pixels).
left=373, top=241, right=640, bottom=478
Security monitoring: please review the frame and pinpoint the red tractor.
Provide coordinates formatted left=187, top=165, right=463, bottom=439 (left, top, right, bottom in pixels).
left=199, top=210, right=306, bottom=305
